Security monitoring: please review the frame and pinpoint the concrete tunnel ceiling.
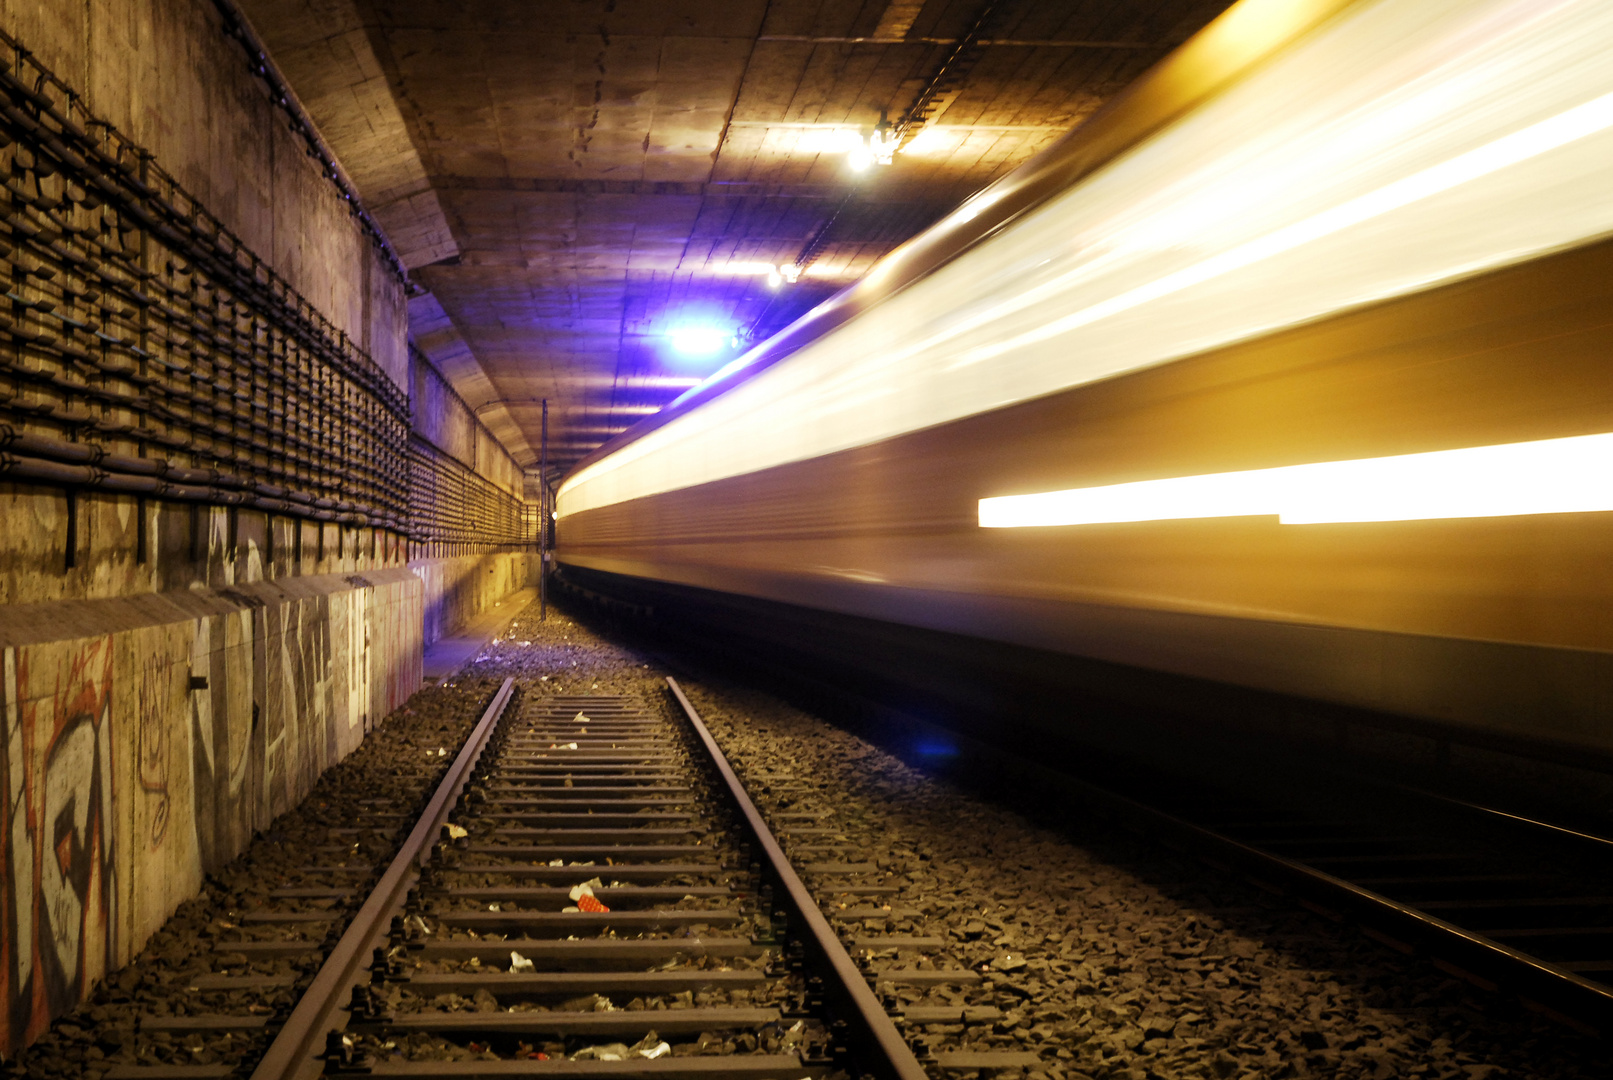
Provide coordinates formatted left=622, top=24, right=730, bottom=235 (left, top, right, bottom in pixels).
left=236, top=0, right=1237, bottom=476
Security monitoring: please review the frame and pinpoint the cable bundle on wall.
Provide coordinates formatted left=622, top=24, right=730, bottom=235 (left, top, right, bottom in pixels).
left=0, top=30, right=409, bottom=530
left=408, top=435, right=536, bottom=556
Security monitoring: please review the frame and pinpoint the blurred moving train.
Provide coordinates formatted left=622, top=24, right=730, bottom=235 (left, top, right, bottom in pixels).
left=556, top=0, right=1613, bottom=766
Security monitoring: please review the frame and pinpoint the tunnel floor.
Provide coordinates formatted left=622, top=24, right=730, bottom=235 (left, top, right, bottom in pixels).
left=5, top=597, right=1609, bottom=1079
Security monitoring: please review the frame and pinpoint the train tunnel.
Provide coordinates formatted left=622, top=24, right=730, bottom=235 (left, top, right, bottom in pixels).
left=2, top=0, right=1613, bottom=1075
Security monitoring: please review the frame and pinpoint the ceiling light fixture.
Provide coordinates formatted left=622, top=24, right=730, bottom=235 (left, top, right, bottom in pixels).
left=848, top=122, right=898, bottom=173
left=869, top=118, right=898, bottom=166
left=667, top=326, right=733, bottom=356
left=766, top=263, right=803, bottom=289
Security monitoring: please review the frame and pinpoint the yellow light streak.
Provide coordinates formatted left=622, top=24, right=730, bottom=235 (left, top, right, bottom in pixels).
left=949, top=87, right=1613, bottom=371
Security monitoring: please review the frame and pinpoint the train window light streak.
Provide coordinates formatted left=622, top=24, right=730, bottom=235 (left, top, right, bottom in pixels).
left=558, top=0, right=1613, bottom=521
left=977, top=432, right=1613, bottom=528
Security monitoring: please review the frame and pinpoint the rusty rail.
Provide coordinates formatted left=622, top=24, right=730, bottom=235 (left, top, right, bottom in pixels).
left=666, top=677, right=932, bottom=1080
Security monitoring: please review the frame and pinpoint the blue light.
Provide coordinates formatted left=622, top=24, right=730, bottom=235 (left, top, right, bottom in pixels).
left=668, top=326, right=731, bottom=356
left=912, top=738, right=960, bottom=760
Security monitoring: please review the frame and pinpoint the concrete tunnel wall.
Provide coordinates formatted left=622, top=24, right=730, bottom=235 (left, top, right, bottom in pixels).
left=0, top=0, right=536, bottom=1049
left=0, top=0, right=410, bottom=392
left=408, top=350, right=543, bottom=649
left=0, top=567, right=421, bottom=1049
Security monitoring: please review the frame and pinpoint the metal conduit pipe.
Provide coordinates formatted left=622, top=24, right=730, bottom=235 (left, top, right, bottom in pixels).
left=0, top=450, right=375, bottom=522
left=0, top=245, right=403, bottom=515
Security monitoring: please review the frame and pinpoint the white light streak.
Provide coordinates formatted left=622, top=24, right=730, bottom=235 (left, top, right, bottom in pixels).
left=950, top=87, right=1613, bottom=370
left=979, top=433, right=1613, bottom=528
left=900, top=127, right=949, bottom=154
left=784, top=127, right=864, bottom=155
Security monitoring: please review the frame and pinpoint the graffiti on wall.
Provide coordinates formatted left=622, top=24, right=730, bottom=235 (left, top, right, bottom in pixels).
left=266, top=598, right=334, bottom=824
left=0, top=569, right=423, bottom=1052
left=136, top=651, right=170, bottom=850
left=187, top=615, right=257, bottom=873
left=1, top=639, right=117, bottom=1050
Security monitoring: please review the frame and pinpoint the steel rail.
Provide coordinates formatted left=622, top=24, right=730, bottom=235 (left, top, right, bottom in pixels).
left=1390, top=785, right=1613, bottom=855
left=249, top=677, right=518, bottom=1080
left=665, top=677, right=931, bottom=1080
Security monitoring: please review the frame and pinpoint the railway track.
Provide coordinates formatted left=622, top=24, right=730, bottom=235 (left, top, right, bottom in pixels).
left=1096, top=757, right=1613, bottom=1034
left=108, top=675, right=1042, bottom=1079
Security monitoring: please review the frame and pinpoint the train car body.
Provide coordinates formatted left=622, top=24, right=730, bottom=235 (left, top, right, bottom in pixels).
left=557, top=0, right=1613, bottom=759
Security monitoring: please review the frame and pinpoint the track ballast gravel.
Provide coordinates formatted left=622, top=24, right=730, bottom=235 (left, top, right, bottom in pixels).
left=475, top=602, right=1607, bottom=1080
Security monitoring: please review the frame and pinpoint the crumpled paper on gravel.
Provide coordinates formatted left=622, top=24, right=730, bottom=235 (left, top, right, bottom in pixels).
left=571, top=1032, right=669, bottom=1060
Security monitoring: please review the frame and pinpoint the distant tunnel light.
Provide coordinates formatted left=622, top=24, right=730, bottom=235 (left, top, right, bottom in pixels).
left=667, top=327, right=731, bottom=356
left=978, top=432, right=1613, bottom=528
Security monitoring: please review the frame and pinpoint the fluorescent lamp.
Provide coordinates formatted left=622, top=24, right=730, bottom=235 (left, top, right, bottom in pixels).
left=708, top=261, right=782, bottom=277
left=979, top=432, right=1613, bottom=528
left=901, top=127, right=948, bottom=155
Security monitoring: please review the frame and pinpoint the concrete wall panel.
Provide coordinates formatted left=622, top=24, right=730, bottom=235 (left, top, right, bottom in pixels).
left=0, top=635, right=118, bottom=1044
left=0, top=487, right=433, bottom=608
left=115, top=620, right=203, bottom=965
left=410, top=352, right=527, bottom=498
left=411, top=553, right=540, bottom=649
left=0, top=570, right=421, bottom=1050
left=0, top=2, right=530, bottom=1052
